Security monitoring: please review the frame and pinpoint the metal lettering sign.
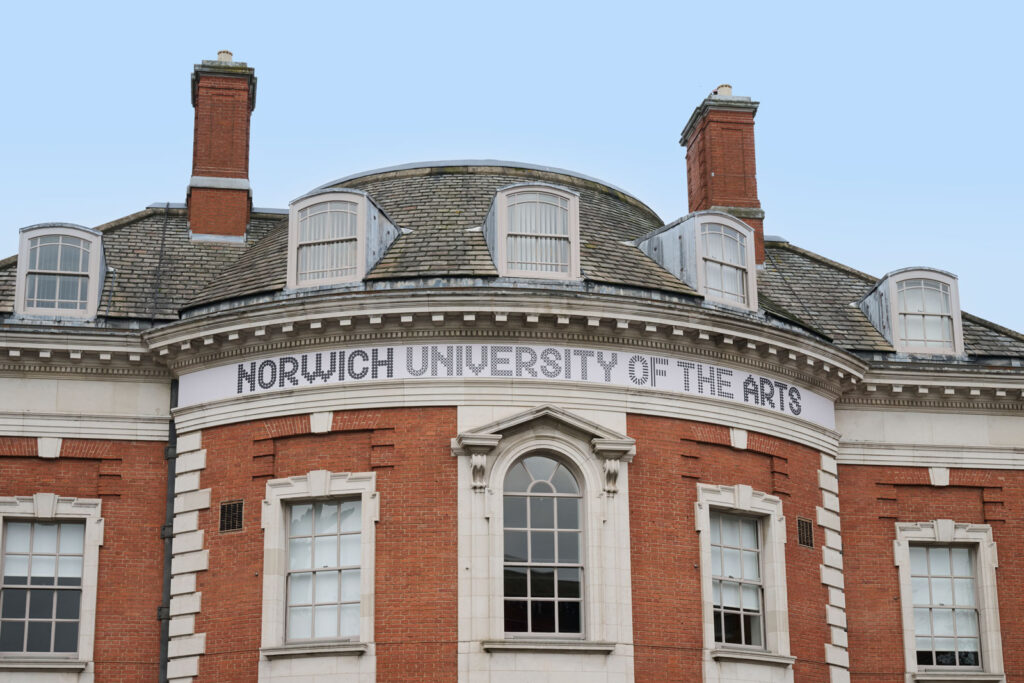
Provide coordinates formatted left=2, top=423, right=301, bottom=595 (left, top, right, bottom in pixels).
left=177, top=343, right=835, bottom=429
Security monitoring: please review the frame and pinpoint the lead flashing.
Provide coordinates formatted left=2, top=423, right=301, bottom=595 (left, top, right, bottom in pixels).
left=188, top=176, right=251, bottom=192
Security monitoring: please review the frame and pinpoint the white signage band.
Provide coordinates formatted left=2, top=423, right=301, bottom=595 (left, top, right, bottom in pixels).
left=177, top=343, right=835, bottom=429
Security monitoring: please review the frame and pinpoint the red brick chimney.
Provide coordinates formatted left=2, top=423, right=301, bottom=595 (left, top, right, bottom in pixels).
left=680, top=85, right=765, bottom=263
left=187, top=50, right=256, bottom=239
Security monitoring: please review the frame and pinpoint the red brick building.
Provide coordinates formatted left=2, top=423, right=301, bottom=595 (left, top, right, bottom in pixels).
left=1, top=53, right=1021, bottom=683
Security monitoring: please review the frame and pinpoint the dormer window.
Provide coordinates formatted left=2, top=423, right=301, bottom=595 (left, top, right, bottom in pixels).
left=634, top=211, right=758, bottom=312
left=286, top=190, right=400, bottom=289
left=483, top=184, right=580, bottom=280
left=896, top=278, right=954, bottom=351
left=858, top=268, right=964, bottom=356
left=701, top=223, right=749, bottom=305
left=15, top=223, right=104, bottom=319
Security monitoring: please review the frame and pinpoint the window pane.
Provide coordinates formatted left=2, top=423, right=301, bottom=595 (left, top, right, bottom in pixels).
left=911, top=577, right=930, bottom=604
left=314, top=605, right=338, bottom=638
left=34, top=524, right=58, bottom=553
left=531, top=531, right=555, bottom=563
left=741, top=584, right=761, bottom=611
left=339, top=534, right=360, bottom=566
left=910, top=546, right=928, bottom=574
left=504, top=497, right=527, bottom=528
left=314, top=535, right=337, bottom=568
left=0, top=621, right=24, bottom=652
left=26, top=621, right=51, bottom=652
left=30, top=555, right=55, bottom=585
left=523, top=456, right=558, bottom=482
left=741, top=550, right=759, bottom=580
left=720, top=581, right=741, bottom=608
left=315, top=503, right=339, bottom=534
left=530, top=601, right=556, bottom=632
left=504, top=463, right=530, bottom=492
left=557, top=568, right=580, bottom=599
left=558, top=601, right=581, bottom=633
left=57, top=557, right=82, bottom=585
left=1, top=589, right=27, bottom=618
left=551, top=465, right=579, bottom=494
left=710, top=547, right=721, bottom=577
left=55, top=591, right=80, bottom=621
left=340, top=569, right=360, bottom=602
left=959, top=641, right=979, bottom=666
left=530, top=497, right=554, bottom=529
left=557, top=531, right=579, bottom=564
left=505, top=567, right=528, bottom=597
left=288, top=538, right=311, bottom=570
left=956, top=609, right=978, bottom=637
left=929, top=546, right=951, bottom=575
left=58, top=524, right=84, bottom=554
left=5, top=523, right=31, bottom=553
left=932, top=608, right=954, bottom=636
left=722, top=611, right=742, bottom=644
left=315, top=571, right=338, bottom=603
left=288, top=606, right=312, bottom=639
left=722, top=548, right=741, bottom=578
left=932, top=578, right=954, bottom=606
left=556, top=498, right=579, bottom=530
left=290, top=505, right=313, bottom=536
left=954, top=578, right=976, bottom=607
left=504, top=531, right=527, bottom=563
left=339, top=604, right=360, bottom=638
left=914, top=607, right=931, bottom=636
left=505, top=600, right=528, bottom=632
left=28, top=589, right=54, bottom=619
left=740, top=518, right=757, bottom=549
left=951, top=548, right=971, bottom=576
left=288, top=572, right=312, bottom=605
left=531, top=568, right=555, bottom=598
left=53, top=622, right=77, bottom=653
left=746, top=613, right=763, bottom=647
left=339, top=501, right=361, bottom=533
left=3, top=555, right=28, bottom=584
left=721, top=516, right=739, bottom=545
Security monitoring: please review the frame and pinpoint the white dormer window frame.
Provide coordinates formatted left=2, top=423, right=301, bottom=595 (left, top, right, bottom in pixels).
left=489, top=184, right=581, bottom=280
left=693, top=214, right=758, bottom=311
left=888, top=269, right=964, bottom=356
left=15, top=224, right=104, bottom=320
left=287, top=191, right=368, bottom=289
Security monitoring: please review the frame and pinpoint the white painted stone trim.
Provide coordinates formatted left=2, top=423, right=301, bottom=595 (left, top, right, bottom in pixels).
left=455, top=404, right=635, bottom=681
left=259, top=470, right=378, bottom=682
left=0, top=493, right=103, bottom=678
left=893, top=520, right=1005, bottom=683
left=817, top=451, right=849, bottom=683
left=0, top=412, right=170, bottom=441
left=167, top=430, right=210, bottom=682
left=36, top=437, right=61, bottom=459
left=695, top=483, right=792, bottom=683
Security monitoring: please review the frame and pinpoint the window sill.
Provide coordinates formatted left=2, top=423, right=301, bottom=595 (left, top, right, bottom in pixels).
left=710, top=648, right=795, bottom=667
left=912, top=672, right=1005, bottom=683
left=261, top=641, right=368, bottom=659
left=481, top=639, right=615, bottom=654
left=0, top=657, right=89, bottom=671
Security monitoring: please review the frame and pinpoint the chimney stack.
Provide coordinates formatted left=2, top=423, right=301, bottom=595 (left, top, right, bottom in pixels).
left=187, top=51, right=257, bottom=239
left=680, top=85, right=765, bottom=263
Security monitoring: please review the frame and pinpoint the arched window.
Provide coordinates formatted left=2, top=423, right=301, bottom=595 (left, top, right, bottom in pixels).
left=502, top=454, right=582, bottom=635
left=896, top=278, right=954, bottom=351
left=701, top=223, right=748, bottom=305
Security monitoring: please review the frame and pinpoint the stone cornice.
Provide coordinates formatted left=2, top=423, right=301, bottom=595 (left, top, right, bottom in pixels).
left=0, top=328, right=165, bottom=378
left=143, top=290, right=866, bottom=396
left=840, top=367, right=1024, bottom=408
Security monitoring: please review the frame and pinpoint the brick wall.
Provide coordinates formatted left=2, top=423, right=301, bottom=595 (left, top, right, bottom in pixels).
left=193, top=407, right=458, bottom=682
left=0, top=437, right=167, bottom=681
left=839, top=464, right=1023, bottom=683
left=187, top=188, right=249, bottom=237
left=627, top=414, right=831, bottom=682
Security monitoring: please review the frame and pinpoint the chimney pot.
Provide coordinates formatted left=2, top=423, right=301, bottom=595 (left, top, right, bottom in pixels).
left=218, top=50, right=233, bottom=62
left=714, top=84, right=733, bottom=97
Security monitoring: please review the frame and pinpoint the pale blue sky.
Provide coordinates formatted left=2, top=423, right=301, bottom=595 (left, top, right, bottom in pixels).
left=2, top=1, right=1021, bottom=333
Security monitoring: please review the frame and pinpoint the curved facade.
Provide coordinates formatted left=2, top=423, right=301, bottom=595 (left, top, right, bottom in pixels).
left=1, top=55, right=1023, bottom=683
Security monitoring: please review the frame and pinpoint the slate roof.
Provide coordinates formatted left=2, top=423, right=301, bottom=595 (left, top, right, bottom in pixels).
left=2, top=162, right=1023, bottom=361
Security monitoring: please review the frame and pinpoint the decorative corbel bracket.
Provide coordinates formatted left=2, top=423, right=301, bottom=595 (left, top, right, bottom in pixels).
left=592, top=438, right=635, bottom=495
left=452, top=433, right=503, bottom=491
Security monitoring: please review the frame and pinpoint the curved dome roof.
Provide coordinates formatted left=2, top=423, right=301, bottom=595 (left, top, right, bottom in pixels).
left=187, top=162, right=696, bottom=309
